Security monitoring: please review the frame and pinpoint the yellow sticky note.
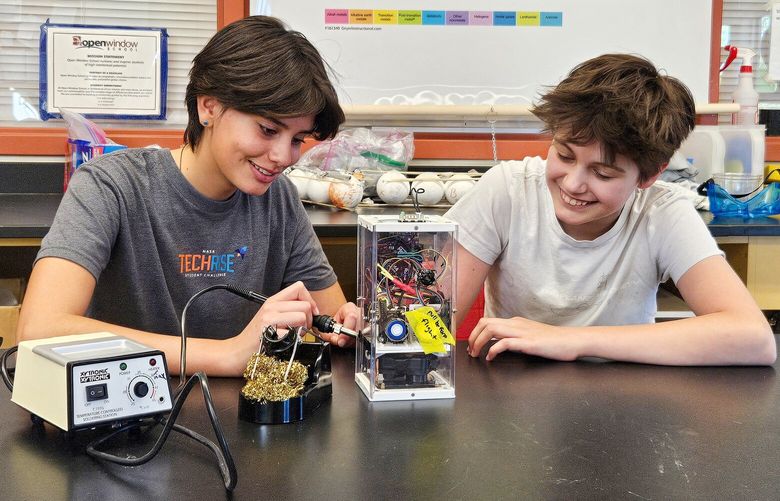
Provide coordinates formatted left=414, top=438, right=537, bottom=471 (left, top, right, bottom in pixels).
left=404, top=307, right=453, bottom=354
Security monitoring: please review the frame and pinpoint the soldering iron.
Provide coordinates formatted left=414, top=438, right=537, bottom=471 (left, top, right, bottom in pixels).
left=179, top=284, right=357, bottom=387
left=226, top=286, right=358, bottom=338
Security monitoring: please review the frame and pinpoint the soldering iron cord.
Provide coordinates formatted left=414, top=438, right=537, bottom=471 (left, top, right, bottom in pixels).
left=0, top=345, right=18, bottom=391
left=86, top=371, right=237, bottom=491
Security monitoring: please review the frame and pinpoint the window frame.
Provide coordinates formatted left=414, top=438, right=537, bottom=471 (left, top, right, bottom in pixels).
left=0, top=0, right=248, bottom=155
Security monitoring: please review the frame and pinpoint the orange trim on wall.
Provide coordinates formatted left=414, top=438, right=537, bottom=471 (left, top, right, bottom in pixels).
left=0, top=128, right=67, bottom=156
left=412, top=134, right=551, bottom=160
left=696, top=114, right=719, bottom=126
left=0, top=128, right=185, bottom=155
left=218, top=0, right=248, bottom=27
left=0, top=128, right=552, bottom=160
left=9, top=130, right=780, bottom=162
left=765, top=137, right=780, bottom=162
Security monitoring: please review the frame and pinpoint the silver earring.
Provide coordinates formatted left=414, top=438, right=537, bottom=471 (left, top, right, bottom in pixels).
left=202, top=120, right=209, bottom=126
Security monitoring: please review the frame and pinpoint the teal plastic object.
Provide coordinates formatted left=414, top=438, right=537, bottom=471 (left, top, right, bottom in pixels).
left=707, top=180, right=780, bottom=217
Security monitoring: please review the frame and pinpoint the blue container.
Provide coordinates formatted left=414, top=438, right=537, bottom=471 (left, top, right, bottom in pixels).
left=65, top=139, right=127, bottom=191
left=707, top=180, right=780, bottom=217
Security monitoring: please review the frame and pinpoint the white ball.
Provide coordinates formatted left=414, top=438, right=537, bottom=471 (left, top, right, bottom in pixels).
left=444, top=173, right=476, bottom=204
left=329, top=177, right=365, bottom=209
left=411, top=173, right=444, bottom=205
left=376, top=170, right=410, bottom=204
left=307, top=177, right=332, bottom=203
left=286, top=169, right=311, bottom=199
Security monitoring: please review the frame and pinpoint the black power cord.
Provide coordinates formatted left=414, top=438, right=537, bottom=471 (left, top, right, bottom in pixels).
left=86, top=371, right=237, bottom=491
left=1, top=345, right=17, bottom=392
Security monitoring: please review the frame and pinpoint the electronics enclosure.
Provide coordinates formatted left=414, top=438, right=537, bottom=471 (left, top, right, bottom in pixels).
left=355, top=214, right=457, bottom=401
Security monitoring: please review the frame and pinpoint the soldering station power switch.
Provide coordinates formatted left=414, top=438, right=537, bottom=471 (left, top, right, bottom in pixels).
left=11, top=332, right=173, bottom=431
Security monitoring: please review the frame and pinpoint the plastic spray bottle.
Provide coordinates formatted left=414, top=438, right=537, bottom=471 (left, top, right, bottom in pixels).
left=720, top=45, right=759, bottom=125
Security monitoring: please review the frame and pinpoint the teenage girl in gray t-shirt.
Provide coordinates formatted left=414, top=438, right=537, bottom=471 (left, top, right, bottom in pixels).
left=18, top=16, right=359, bottom=376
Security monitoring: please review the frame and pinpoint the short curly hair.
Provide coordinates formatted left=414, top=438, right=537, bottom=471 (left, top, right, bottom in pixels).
left=531, top=54, right=696, bottom=182
left=184, top=16, right=344, bottom=149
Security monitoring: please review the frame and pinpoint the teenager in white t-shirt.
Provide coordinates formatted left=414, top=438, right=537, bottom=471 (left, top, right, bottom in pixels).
left=446, top=54, right=775, bottom=366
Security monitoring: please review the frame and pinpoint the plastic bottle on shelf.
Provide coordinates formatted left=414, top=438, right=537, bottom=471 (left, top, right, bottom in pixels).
left=721, top=45, right=759, bottom=125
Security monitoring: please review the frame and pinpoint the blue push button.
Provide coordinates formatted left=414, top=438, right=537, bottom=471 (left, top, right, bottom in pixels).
left=385, top=319, right=408, bottom=342
left=86, top=383, right=108, bottom=402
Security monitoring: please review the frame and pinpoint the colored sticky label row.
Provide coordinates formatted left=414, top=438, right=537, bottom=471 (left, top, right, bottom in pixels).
left=324, top=10, right=563, bottom=27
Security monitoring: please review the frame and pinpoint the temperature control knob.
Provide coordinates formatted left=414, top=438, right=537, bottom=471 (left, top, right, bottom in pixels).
left=133, top=381, right=149, bottom=398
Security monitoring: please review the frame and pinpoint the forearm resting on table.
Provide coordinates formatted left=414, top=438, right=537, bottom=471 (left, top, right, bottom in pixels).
left=17, top=313, right=244, bottom=377
left=574, top=312, right=775, bottom=366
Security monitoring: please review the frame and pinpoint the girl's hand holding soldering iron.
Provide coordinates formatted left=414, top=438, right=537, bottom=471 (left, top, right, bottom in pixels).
left=317, top=302, right=360, bottom=348
left=229, top=282, right=319, bottom=373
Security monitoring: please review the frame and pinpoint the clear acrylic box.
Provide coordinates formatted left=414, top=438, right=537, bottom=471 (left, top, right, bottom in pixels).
left=355, top=213, right=457, bottom=401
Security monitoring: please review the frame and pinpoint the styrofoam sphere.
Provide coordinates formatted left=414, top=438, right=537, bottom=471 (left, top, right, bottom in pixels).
left=411, top=173, right=444, bottom=205
left=444, top=173, right=476, bottom=204
left=376, top=170, right=410, bottom=204
left=329, top=177, right=365, bottom=208
left=307, top=178, right=332, bottom=203
left=286, top=169, right=311, bottom=199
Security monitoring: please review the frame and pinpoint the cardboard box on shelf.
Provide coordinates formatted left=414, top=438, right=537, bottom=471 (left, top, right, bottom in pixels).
left=0, top=278, right=25, bottom=348
left=0, top=306, right=19, bottom=348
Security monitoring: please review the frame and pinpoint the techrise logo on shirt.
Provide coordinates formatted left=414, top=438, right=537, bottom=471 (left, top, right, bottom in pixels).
left=178, top=246, right=249, bottom=278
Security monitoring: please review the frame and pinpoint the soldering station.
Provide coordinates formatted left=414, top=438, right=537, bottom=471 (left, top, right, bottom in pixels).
left=9, top=332, right=172, bottom=432
left=0, top=183, right=458, bottom=493
left=0, top=283, right=366, bottom=493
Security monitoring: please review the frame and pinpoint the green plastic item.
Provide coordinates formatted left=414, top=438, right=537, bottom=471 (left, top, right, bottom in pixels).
left=360, top=150, right=406, bottom=167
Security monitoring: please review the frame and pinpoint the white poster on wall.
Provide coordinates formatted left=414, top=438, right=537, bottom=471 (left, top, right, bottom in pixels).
left=256, top=0, right=713, bottom=106
left=40, top=22, right=168, bottom=120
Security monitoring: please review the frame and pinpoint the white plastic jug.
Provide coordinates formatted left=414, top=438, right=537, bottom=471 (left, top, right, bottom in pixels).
left=678, top=126, right=725, bottom=182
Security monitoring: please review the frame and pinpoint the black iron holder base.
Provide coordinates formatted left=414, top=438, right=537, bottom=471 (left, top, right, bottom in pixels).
left=238, top=342, right=332, bottom=424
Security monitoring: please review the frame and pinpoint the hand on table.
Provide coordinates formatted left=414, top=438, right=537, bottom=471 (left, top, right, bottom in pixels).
left=467, top=316, right=582, bottom=362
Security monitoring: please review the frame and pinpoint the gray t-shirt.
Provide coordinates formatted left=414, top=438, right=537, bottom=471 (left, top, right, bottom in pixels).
left=38, top=148, right=337, bottom=340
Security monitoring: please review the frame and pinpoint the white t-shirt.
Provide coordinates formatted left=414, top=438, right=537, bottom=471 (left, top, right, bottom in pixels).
left=445, top=157, right=722, bottom=326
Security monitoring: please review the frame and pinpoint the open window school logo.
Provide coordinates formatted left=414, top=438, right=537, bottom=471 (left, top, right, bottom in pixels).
left=71, top=35, right=139, bottom=51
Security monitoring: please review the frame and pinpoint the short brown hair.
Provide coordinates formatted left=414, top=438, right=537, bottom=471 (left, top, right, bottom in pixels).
left=531, top=54, right=695, bottom=182
left=184, top=16, right=344, bottom=148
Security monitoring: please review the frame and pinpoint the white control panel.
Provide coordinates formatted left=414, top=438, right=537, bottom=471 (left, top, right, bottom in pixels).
left=70, top=353, right=172, bottom=428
